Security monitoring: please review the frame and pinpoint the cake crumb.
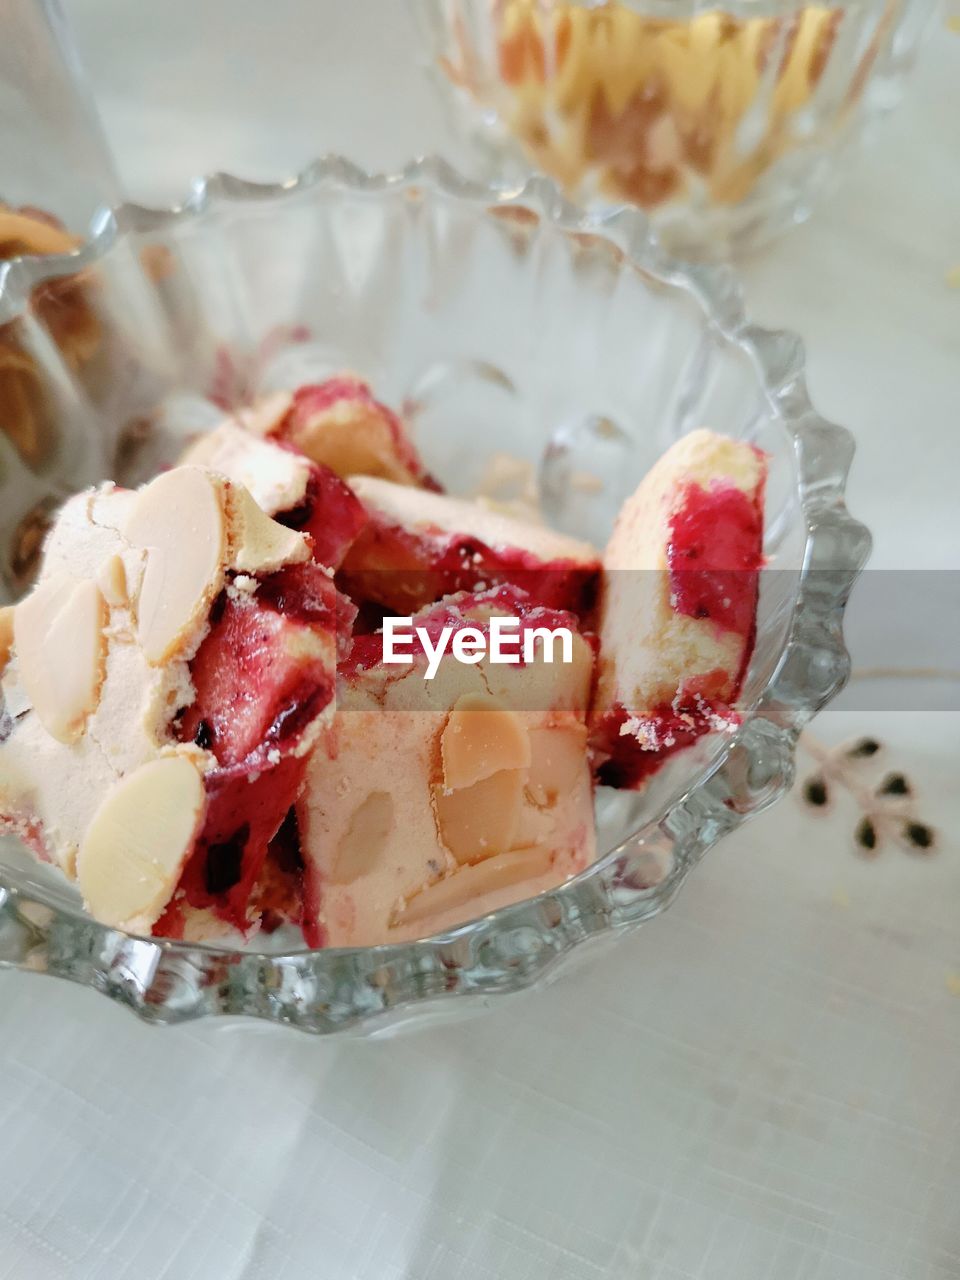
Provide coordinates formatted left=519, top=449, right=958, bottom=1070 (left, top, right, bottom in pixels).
left=946, top=14, right=960, bottom=32
left=946, top=972, right=960, bottom=996
left=832, top=886, right=850, bottom=908
left=946, top=265, right=960, bottom=289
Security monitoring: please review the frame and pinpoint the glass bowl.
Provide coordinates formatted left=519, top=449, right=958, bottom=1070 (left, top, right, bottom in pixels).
left=0, top=159, right=869, bottom=1036
left=414, top=0, right=934, bottom=257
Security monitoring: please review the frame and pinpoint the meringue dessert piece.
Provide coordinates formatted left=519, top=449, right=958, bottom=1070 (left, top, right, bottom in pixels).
left=339, top=475, right=600, bottom=617
left=300, top=585, right=596, bottom=945
left=180, top=421, right=368, bottom=570
left=1, top=396, right=767, bottom=949
left=0, top=466, right=343, bottom=938
left=237, top=374, right=433, bottom=488
left=590, top=429, right=766, bottom=788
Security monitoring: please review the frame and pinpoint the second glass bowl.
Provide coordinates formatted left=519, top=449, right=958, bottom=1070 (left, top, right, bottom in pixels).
left=416, top=0, right=934, bottom=256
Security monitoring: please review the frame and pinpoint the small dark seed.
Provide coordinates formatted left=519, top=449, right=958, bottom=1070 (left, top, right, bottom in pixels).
left=877, top=772, right=910, bottom=797
left=802, top=775, right=829, bottom=807
left=903, top=821, right=935, bottom=852
left=847, top=737, right=882, bottom=759
left=855, top=817, right=878, bottom=852
left=194, top=719, right=213, bottom=750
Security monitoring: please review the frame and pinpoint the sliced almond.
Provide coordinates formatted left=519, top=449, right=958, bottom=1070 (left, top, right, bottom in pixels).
left=96, top=554, right=128, bottom=607
left=432, top=768, right=524, bottom=865
left=0, top=605, right=14, bottom=673
left=123, top=467, right=226, bottom=664
left=328, top=790, right=395, bottom=885
left=441, top=694, right=531, bottom=791
left=227, top=482, right=310, bottom=575
left=76, top=755, right=206, bottom=932
left=525, top=723, right=588, bottom=809
left=390, top=846, right=553, bottom=931
left=14, top=574, right=107, bottom=743
left=0, top=209, right=80, bottom=256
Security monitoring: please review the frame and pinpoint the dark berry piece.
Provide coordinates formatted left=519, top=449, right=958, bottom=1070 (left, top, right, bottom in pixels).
left=847, top=737, right=881, bottom=759
left=877, top=772, right=910, bottom=797
left=802, top=774, right=829, bottom=807
left=269, top=807, right=304, bottom=875
left=902, top=821, right=935, bottom=853
left=204, top=824, right=250, bottom=894
left=193, top=719, right=213, bottom=751
left=855, top=817, right=878, bottom=852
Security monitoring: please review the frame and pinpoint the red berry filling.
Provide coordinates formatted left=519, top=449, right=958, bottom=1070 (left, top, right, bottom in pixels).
left=339, top=518, right=597, bottom=619
left=274, top=457, right=368, bottom=569
left=168, top=562, right=341, bottom=935
left=341, top=583, right=586, bottom=678
left=593, top=670, right=741, bottom=788
left=667, top=477, right=764, bottom=639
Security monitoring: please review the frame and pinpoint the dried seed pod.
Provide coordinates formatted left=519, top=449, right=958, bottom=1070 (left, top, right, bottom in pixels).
left=845, top=737, right=882, bottom=760
left=900, top=821, right=935, bottom=854
left=876, top=772, right=911, bottom=797
left=802, top=774, right=829, bottom=808
left=854, top=816, right=879, bottom=854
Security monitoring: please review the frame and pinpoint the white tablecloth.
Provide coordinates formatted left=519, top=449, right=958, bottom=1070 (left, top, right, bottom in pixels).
left=2, top=5, right=959, bottom=1278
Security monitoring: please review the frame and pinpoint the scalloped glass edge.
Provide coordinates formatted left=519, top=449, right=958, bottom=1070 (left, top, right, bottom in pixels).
left=0, top=157, right=871, bottom=1036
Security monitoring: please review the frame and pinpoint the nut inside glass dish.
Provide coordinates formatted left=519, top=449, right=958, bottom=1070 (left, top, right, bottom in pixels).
left=0, top=161, right=868, bottom=1034
left=416, top=0, right=934, bottom=256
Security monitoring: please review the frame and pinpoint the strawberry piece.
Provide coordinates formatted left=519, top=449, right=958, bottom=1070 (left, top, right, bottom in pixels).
left=179, top=574, right=336, bottom=769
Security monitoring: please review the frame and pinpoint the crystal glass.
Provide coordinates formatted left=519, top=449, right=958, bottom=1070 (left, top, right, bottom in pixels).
left=414, top=0, right=934, bottom=257
left=0, top=160, right=869, bottom=1035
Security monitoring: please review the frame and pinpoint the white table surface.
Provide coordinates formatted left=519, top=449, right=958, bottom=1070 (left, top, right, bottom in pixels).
left=2, top=5, right=958, bottom=1278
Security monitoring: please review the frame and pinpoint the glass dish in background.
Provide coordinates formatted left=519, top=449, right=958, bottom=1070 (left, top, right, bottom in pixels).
left=0, top=0, right=121, bottom=477
left=415, top=0, right=934, bottom=257
left=0, top=161, right=869, bottom=1036
left=0, top=0, right=119, bottom=237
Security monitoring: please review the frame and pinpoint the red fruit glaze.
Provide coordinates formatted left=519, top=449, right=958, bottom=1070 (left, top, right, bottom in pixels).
left=667, top=478, right=764, bottom=638
left=163, top=562, right=341, bottom=937
left=594, top=671, right=741, bottom=788
left=341, top=583, right=585, bottom=678
left=339, top=519, right=598, bottom=619
left=174, top=754, right=308, bottom=931
left=275, top=457, right=368, bottom=569
left=179, top=583, right=334, bottom=769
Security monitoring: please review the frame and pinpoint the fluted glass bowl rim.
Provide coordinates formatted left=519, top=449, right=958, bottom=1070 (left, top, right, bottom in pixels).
left=0, top=157, right=870, bottom=1034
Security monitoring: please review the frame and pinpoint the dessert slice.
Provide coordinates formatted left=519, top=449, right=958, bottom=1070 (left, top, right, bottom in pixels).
left=236, top=374, right=433, bottom=488
left=590, top=429, right=766, bottom=788
left=300, top=585, right=596, bottom=946
left=180, top=421, right=368, bottom=570
left=0, top=465, right=342, bottom=939
left=339, top=475, right=600, bottom=618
